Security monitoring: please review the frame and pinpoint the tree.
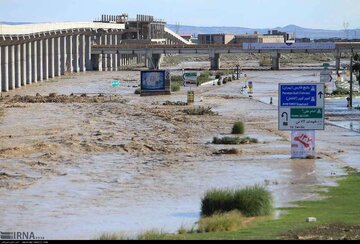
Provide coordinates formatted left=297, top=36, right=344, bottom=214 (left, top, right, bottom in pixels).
left=353, top=53, right=360, bottom=84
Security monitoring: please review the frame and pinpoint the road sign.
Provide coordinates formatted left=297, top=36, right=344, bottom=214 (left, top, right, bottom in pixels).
left=320, top=70, right=333, bottom=83
left=183, top=72, right=198, bottom=86
left=279, top=83, right=325, bottom=131
left=112, top=80, right=121, bottom=87
left=291, top=130, right=316, bottom=159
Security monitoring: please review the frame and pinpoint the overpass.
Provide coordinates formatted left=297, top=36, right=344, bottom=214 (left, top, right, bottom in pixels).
left=0, top=21, right=189, bottom=93
left=91, top=42, right=360, bottom=70
left=1, top=21, right=360, bottom=94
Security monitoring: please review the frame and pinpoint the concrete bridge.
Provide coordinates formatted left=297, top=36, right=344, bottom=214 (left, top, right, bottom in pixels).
left=0, top=22, right=189, bottom=93
left=92, top=42, right=360, bottom=70
left=1, top=21, right=360, bottom=94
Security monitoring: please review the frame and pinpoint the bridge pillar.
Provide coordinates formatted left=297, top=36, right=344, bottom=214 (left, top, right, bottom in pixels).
left=2, top=46, right=9, bottom=91
left=0, top=47, right=2, bottom=92
left=271, top=52, right=281, bottom=70
left=335, top=50, right=341, bottom=72
left=85, top=35, right=92, bottom=71
left=79, top=35, right=86, bottom=72
left=73, top=35, right=80, bottom=73
left=66, top=35, right=73, bottom=73
left=146, top=53, right=163, bottom=70
left=26, top=42, right=32, bottom=84
left=49, top=38, right=55, bottom=78
left=43, top=39, right=49, bottom=80
left=55, top=37, right=61, bottom=76
left=60, top=36, right=67, bottom=75
left=21, top=43, right=27, bottom=86
left=9, top=45, right=15, bottom=90
left=37, top=40, right=43, bottom=81
left=108, top=34, right=113, bottom=71
left=15, top=44, right=21, bottom=88
left=102, top=35, right=108, bottom=71
left=210, top=53, right=221, bottom=70
left=113, top=35, right=118, bottom=71
left=31, top=41, right=38, bottom=83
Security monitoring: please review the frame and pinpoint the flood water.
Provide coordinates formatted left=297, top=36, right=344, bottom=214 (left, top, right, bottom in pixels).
left=0, top=70, right=359, bottom=240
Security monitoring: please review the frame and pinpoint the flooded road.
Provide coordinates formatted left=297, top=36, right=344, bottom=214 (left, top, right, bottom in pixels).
left=0, top=70, right=359, bottom=239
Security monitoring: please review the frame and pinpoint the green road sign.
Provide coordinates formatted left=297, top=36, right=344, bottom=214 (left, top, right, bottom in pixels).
left=112, top=80, right=121, bottom=87
left=291, top=108, right=323, bottom=119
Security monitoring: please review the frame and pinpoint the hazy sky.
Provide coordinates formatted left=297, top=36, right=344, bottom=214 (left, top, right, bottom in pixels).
left=0, top=0, right=359, bottom=30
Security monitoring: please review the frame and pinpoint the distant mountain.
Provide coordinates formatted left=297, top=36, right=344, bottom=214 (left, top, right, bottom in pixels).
left=0, top=21, right=32, bottom=25
left=167, top=24, right=360, bottom=40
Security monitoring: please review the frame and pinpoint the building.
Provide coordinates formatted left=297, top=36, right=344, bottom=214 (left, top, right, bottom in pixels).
left=94, top=14, right=167, bottom=43
left=231, top=33, right=284, bottom=45
left=179, top=34, right=192, bottom=42
left=264, top=30, right=295, bottom=43
left=198, top=34, right=235, bottom=44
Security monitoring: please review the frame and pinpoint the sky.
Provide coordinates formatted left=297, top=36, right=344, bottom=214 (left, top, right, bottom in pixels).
left=0, top=0, right=359, bottom=30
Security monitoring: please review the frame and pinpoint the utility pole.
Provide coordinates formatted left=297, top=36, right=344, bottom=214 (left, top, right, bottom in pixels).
left=349, top=49, right=354, bottom=108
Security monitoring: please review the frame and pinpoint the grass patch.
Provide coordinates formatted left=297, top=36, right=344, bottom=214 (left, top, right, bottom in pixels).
left=171, top=82, right=181, bottom=92
left=213, top=148, right=240, bottom=155
left=197, top=71, right=214, bottom=85
left=212, top=137, right=258, bottom=145
left=198, top=211, right=245, bottom=233
left=332, top=88, right=349, bottom=96
left=137, top=230, right=172, bottom=240
left=181, top=169, right=360, bottom=240
left=232, top=122, right=245, bottom=135
left=171, top=75, right=184, bottom=83
left=163, top=101, right=188, bottom=106
left=97, top=233, right=128, bottom=240
left=183, top=106, right=218, bottom=116
left=201, top=186, right=274, bottom=217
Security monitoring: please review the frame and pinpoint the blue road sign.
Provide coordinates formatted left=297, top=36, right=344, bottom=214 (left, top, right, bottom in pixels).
left=280, top=84, right=317, bottom=107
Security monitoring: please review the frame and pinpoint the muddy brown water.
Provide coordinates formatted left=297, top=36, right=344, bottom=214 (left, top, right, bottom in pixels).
left=0, top=70, right=359, bottom=240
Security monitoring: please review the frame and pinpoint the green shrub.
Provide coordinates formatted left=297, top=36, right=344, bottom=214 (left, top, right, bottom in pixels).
left=332, top=88, right=349, bottom=96
left=183, top=106, right=218, bottom=116
left=198, top=210, right=245, bottom=233
left=137, top=230, right=170, bottom=240
left=97, top=233, right=127, bottom=240
left=233, top=185, right=274, bottom=217
left=201, top=189, right=235, bottom=216
left=201, top=186, right=274, bottom=217
left=171, top=82, right=181, bottom=92
left=212, top=137, right=258, bottom=145
left=171, top=75, right=184, bottom=82
left=213, top=148, right=240, bottom=155
left=232, top=122, right=245, bottom=135
left=213, top=137, right=241, bottom=145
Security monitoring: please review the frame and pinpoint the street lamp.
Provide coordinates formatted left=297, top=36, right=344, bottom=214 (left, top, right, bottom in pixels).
left=350, top=49, right=353, bottom=108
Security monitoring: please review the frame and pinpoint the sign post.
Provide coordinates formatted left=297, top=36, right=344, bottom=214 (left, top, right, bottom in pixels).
left=279, top=83, right=325, bottom=159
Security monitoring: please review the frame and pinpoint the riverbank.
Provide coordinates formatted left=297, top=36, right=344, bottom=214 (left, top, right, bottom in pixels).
left=97, top=168, right=360, bottom=240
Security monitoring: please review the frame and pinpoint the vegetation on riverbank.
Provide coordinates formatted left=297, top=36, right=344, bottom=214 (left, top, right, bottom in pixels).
left=97, top=167, right=360, bottom=240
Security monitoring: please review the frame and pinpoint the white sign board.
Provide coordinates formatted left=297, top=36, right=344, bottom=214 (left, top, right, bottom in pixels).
left=291, top=130, right=316, bottom=159
left=243, top=42, right=336, bottom=50
left=279, top=83, right=325, bottom=131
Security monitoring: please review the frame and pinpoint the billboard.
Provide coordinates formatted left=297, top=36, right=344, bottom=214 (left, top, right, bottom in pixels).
left=243, top=42, right=336, bottom=50
left=141, top=71, right=166, bottom=90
